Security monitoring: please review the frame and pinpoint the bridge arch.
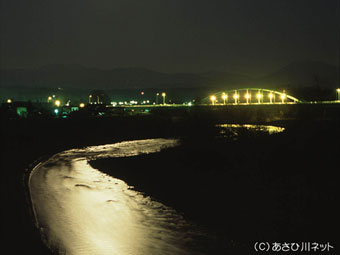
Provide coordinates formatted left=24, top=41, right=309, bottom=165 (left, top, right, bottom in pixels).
left=204, top=88, right=301, bottom=104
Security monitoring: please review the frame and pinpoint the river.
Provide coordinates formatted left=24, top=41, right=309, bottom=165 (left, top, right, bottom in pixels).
left=29, top=125, right=286, bottom=254
left=29, top=139, right=213, bottom=255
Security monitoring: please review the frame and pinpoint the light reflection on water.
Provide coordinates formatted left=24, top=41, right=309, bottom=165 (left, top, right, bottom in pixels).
left=29, top=139, right=207, bottom=255
left=217, top=124, right=285, bottom=135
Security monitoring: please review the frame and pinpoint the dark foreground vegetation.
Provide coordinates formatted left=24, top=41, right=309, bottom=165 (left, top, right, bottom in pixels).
left=1, top=105, right=339, bottom=254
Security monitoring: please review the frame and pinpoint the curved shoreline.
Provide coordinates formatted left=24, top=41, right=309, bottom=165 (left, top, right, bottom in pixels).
left=27, top=139, right=214, bottom=255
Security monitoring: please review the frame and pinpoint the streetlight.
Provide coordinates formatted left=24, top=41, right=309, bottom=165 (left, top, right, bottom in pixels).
left=245, top=90, right=250, bottom=104
left=336, top=88, right=340, bottom=101
left=233, top=91, right=239, bottom=104
left=55, top=100, right=61, bottom=107
left=7, top=99, right=12, bottom=103
left=79, top=103, right=85, bottom=108
left=256, top=90, right=262, bottom=104
left=222, top=93, right=227, bottom=105
left=156, top=93, right=159, bottom=104
left=210, top=95, right=216, bottom=105
left=268, top=93, right=274, bottom=103
left=89, top=95, right=92, bottom=104
left=281, top=93, right=286, bottom=103
left=162, top=92, right=166, bottom=105
left=48, top=96, right=52, bottom=102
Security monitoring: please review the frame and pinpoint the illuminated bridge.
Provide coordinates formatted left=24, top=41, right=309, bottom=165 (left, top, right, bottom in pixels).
left=204, top=88, right=301, bottom=105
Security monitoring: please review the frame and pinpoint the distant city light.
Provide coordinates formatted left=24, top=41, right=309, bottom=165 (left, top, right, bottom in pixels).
left=7, top=99, right=12, bottom=103
left=48, top=96, right=52, bottom=102
left=79, top=103, right=85, bottom=108
left=54, top=100, right=61, bottom=107
left=54, top=109, right=59, bottom=114
left=162, top=92, right=166, bottom=104
left=141, top=91, right=144, bottom=95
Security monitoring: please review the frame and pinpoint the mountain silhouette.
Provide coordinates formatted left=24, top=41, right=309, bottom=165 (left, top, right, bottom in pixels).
left=255, top=60, right=338, bottom=88
left=0, top=61, right=337, bottom=90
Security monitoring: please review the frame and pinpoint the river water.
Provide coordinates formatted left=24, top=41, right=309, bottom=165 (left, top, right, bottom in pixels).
left=29, top=125, right=285, bottom=255
left=29, top=139, right=211, bottom=255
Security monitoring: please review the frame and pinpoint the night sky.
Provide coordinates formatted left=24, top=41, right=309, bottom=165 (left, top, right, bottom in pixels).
left=1, top=0, right=339, bottom=75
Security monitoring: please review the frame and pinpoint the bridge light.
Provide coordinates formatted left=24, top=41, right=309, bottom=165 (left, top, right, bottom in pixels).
left=281, top=93, right=286, bottom=103
left=244, top=92, right=251, bottom=104
left=210, top=95, right=216, bottom=105
left=233, top=93, right=239, bottom=104
left=256, top=92, right=262, bottom=103
left=268, top=93, right=273, bottom=103
left=222, top=93, right=227, bottom=104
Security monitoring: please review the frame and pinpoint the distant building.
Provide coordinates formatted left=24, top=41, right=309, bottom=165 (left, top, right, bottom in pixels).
left=88, top=90, right=110, bottom=105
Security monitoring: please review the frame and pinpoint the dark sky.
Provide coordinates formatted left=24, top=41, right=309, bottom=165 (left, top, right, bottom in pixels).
left=1, top=0, right=339, bottom=75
